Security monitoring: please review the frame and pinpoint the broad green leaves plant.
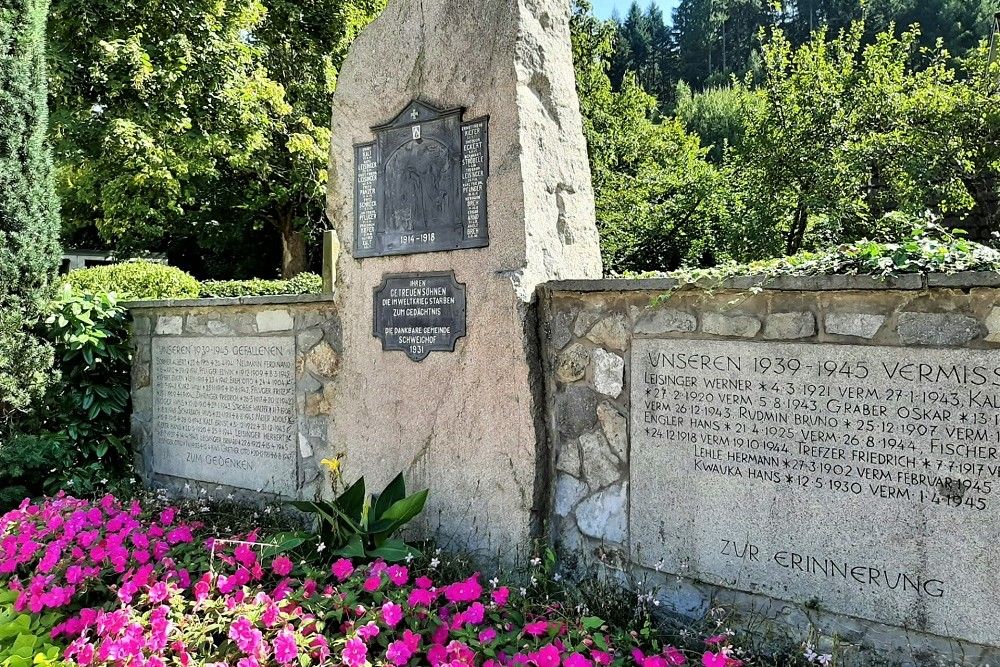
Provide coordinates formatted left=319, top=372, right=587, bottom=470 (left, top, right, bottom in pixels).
left=292, top=473, right=428, bottom=562
left=0, top=591, right=65, bottom=667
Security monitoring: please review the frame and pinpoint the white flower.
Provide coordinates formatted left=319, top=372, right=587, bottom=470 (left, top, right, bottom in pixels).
left=405, top=552, right=414, bottom=563
left=90, top=103, right=105, bottom=115
left=435, top=548, right=442, bottom=556
left=553, top=573, right=561, bottom=582
left=518, top=587, right=527, bottom=596
left=316, top=543, right=326, bottom=553
left=530, top=557, right=542, bottom=567
left=818, top=655, right=833, bottom=666
left=530, top=576, right=537, bottom=587
left=804, top=645, right=818, bottom=662
left=429, top=558, right=440, bottom=569
left=489, top=577, right=499, bottom=588
left=100, top=478, right=108, bottom=485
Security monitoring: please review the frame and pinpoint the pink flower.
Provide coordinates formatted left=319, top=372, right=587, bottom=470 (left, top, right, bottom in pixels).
left=592, top=651, right=613, bottom=666
left=444, top=574, right=483, bottom=603
left=194, top=579, right=211, bottom=603
left=343, top=638, right=368, bottom=667
left=458, top=602, right=485, bottom=626
left=387, top=640, right=413, bottom=666
left=332, top=558, right=354, bottom=581
left=524, top=621, right=549, bottom=637
left=238, top=658, right=260, bottom=667
left=159, top=508, right=176, bottom=526
left=408, top=587, right=434, bottom=607
left=492, top=586, right=510, bottom=606
left=358, top=622, right=380, bottom=641
left=271, top=556, right=293, bottom=577
left=701, top=653, right=726, bottom=667
left=704, top=636, right=726, bottom=646
left=229, top=616, right=262, bottom=655
left=382, top=601, right=403, bottom=627
left=531, top=644, right=561, bottom=667
left=402, top=629, right=421, bottom=652
left=415, top=576, right=433, bottom=589
left=148, top=581, right=169, bottom=604
left=479, top=628, right=497, bottom=644
left=274, top=629, right=298, bottom=664
left=387, top=564, right=409, bottom=586
left=664, top=647, right=687, bottom=665
left=564, top=653, right=592, bottom=667
left=363, top=574, right=382, bottom=592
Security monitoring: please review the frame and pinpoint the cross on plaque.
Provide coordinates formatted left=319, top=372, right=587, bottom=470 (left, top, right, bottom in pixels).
left=410, top=108, right=420, bottom=120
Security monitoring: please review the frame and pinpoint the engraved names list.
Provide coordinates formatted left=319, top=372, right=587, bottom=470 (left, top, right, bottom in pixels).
left=151, top=337, right=297, bottom=495
left=631, top=339, right=1000, bottom=646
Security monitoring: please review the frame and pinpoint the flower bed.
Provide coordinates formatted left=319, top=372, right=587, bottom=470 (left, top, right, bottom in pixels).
left=0, top=494, right=753, bottom=667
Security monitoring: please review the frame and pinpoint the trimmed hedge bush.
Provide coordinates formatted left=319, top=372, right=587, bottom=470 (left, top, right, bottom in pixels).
left=199, top=272, right=323, bottom=298
left=64, top=262, right=200, bottom=300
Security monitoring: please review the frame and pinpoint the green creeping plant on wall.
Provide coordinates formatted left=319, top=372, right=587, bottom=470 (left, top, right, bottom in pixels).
left=0, top=591, right=66, bottom=667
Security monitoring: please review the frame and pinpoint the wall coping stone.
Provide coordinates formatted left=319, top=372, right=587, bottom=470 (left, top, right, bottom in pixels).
left=546, top=271, right=1000, bottom=293
left=124, top=293, right=336, bottom=310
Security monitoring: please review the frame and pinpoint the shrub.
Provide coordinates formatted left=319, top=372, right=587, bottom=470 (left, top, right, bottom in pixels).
left=63, top=262, right=200, bottom=300
left=0, top=287, right=134, bottom=507
left=199, top=272, right=323, bottom=298
left=0, top=0, right=62, bottom=426
left=0, top=590, right=65, bottom=667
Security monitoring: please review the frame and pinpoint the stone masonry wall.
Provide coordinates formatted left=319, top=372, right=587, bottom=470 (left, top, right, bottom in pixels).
left=538, top=273, right=1000, bottom=667
left=129, top=295, right=339, bottom=502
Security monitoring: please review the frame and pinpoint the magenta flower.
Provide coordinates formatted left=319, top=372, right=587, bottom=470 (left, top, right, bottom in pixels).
left=492, top=586, right=510, bottom=606
left=274, top=629, right=298, bottom=664
left=229, top=616, right=263, bottom=655
left=444, top=574, right=482, bottom=603
left=532, top=644, right=562, bottom=667
left=343, top=637, right=368, bottom=667
left=387, top=640, right=414, bottom=666
left=271, top=556, right=293, bottom=577
left=363, top=574, right=382, bottom=592
left=387, top=564, right=409, bottom=586
left=381, top=601, right=404, bottom=627
left=358, top=622, right=380, bottom=641
left=524, top=620, right=549, bottom=637
left=408, top=587, right=434, bottom=607
left=564, top=653, right=592, bottom=667
left=332, top=558, right=354, bottom=581
left=478, top=628, right=497, bottom=644
left=148, top=582, right=169, bottom=604
left=664, top=647, right=687, bottom=665
left=701, top=653, right=726, bottom=667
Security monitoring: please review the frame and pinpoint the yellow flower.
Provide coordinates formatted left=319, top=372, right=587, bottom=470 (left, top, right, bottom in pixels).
left=320, top=458, right=341, bottom=473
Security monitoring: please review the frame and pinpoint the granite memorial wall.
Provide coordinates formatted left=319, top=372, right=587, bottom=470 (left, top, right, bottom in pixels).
left=539, top=274, right=1000, bottom=665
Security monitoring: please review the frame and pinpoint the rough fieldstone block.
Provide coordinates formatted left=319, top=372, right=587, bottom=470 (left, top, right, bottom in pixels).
left=554, top=474, right=589, bottom=517
left=555, top=387, right=600, bottom=441
left=548, top=310, right=575, bottom=351
left=592, top=348, right=624, bottom=397
left=986, top=307, right=1000, bottom=343
left=256, top=309, right=294, bottom=332
left=556, top=439, right=582, bottom=478
left=597, top=402, right=627, bottom=461
left=702, top=312, right=761, bottom=338
left=634, top=308, right=697, bottom=335
left=763, top=312, right=816, bottom=340
left=298, top=434, right=314, bottom=458
left=579, top=429, right=622, bottom=490
left=586, top=314, right=629, bottom=350
left=555, top=343, right=590, bottom=383
left=154, top=316, right=183, bottom=335
left=576, top=483, right=627, bottom=543
left=573, top=311, right=602, bottom=338
left=305, top=340, right=340, bottom=378
left=296, top=328, right=324, bottom=352
left=825, top=312, right=886, bottom=339
left=132, top=315, right=152, bottom=335
left=896, top=312, right=982, bottom=346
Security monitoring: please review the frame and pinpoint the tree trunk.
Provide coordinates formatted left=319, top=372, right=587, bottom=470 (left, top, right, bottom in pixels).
left=786, top=199, right=809, bottom=255
left=276, top=214, right=307, bottom=278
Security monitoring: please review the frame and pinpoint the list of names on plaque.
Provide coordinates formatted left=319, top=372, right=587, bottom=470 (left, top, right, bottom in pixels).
left=354, top=143, right=379, bottom=253
left=151, top=337, right=297, bottom=495
left=630, top=338, right=1000, bottom=646
left=461, top=119, right=488, bottom=240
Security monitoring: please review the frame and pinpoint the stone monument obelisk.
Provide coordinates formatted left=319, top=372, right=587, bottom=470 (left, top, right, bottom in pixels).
left=325, top=0, right=601, bottom=557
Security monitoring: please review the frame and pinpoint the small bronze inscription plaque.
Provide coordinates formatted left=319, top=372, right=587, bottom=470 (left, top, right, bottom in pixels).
left=373, top=272, right=467, bottom=361
left=353, top=100, right=489, bottom=257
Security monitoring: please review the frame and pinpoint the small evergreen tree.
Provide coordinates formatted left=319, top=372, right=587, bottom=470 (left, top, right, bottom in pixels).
left=0, top=0, right=60, bottom=425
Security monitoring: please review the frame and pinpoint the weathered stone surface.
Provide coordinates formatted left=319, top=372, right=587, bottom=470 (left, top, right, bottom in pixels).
left=203, top=315, right=257, bottom=336
left=985, top=307, right=1000, bottom=343
left=554, top=473, right=589, bottom=517
left=555, top=343, right=590, bottom=384
left=576, top=483, right=627, bottom=544
left=548, top=310, right=575, bottom=351
left=257, top=309, right=294, bottom=333
left=634, top=308, right=697, bottom=336
left=896, top=312, right=981, bottom=346
left=586, top=314, right=629, bottom=350
left=297, top=328, right=325, bottom=352
left=592, top=348, right=624, bottom=397
left=701, top=312, right=761, bottom=338
left=555, top=387, right=600, bottom=440
left=306, top=341, right=340, bottom=378
left=133, top=316, right=152, bottom=336
left=597, top=402, right=626, bottom=461
left=304, top=390, right=332, bottom=416
left=574, top=311, right=602, bottom=338
left=556, top=439, right=582, bottom=478
left=154, top=316, right=183, bottom=335
left=762, top=312, right=816, bottom=340
left=326, top=0, right=601, bottom=555
left=824, top=312, right=886, bottom=339
left=299, top=434, right=314, bottom=459
left=579, top=429, right=621, bottom=490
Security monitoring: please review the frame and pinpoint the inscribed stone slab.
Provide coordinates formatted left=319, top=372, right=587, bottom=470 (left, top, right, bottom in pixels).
left=151, top=337, right=297, bottom=495
left=631, top=339, right=1000, bottom=646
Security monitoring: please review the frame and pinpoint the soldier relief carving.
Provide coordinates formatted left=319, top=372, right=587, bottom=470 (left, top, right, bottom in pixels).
left=353, top=100, right=489, bottom=257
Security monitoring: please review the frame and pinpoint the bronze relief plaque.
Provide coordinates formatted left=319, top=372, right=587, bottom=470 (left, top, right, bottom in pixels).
left=353, top=100, right=489, bottom=257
